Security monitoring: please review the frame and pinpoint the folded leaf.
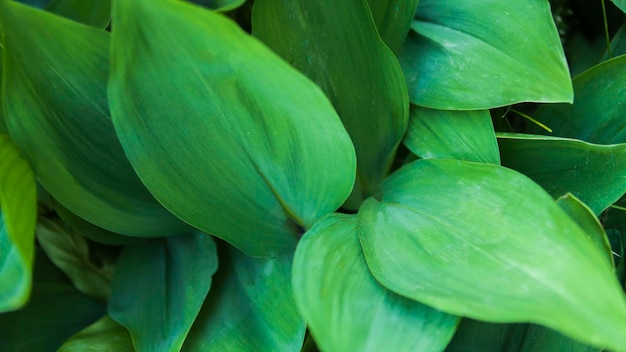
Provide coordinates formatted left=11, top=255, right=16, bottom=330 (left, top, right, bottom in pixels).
left=358, top=159, right=626, bottom=350
left=293, top=213, right=459, bottom=352
left=0, top=133, right=36, bottom=312
left=109, top=0, right=356, bottom=256
left=366, top=0, right=420, bottom=53
left=0, top=0, right=187, bottom=237
left=58, top=315, right=134, bottom=352
left=400, top=0, right=572, bottom=109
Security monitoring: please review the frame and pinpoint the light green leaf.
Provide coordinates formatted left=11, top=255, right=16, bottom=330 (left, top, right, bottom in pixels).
left=358, top=159, right=626, bottom=350
left=293, top=213, right=458, bottom=352
left=183, top=244, right=305, bottom=351
left=399, top=0, right=572, bottom=109
left=252, top=0, right=408, bottom=199
left=0, top=0, right=187, bottom=237
left=46, top=0, right=110, bottom=28
left=531, top=55, right=626, bottom=144
left=109, top=0, right=355, bottom=257
left=612, top=0, right=626, bottom=13
left=498, top=133, right=626, bottom=214
left=366, top=0, right=420, bottom=53
left=59, top=315, right=135, bottom=352
left=108, top=232, right=217, bottom=352
left=0, top=133, right=36, bottom=312
left=403, top=106, right=499, bottom=164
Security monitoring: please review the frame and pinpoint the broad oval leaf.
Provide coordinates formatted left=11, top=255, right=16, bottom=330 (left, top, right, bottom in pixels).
left=293, top=213, right=459, bottom=352
left=0, top=0, right=187, bottom=237
left=183, top=244, right=305, bottom=351
left=498, top=133, right=626, bottom=214
left=0, top=133, right=36, bottom=312
left=108, top=232, right=217, bottom=352
left=358, top=159, right=626, bottom=350
left=400, top=0, right=573, bottom=109
left=109, top=0, right=356, bottom=257
left=58, top=315, right=134, bottom=352
left=366, top=0, right=420, bottom=53
left=252, top=0, right=408, bottom=200
left=403, top=106, right=499, bottom=164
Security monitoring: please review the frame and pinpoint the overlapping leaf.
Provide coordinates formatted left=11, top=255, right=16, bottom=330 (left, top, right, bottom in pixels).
left=366, top=0, right=420, bottom=53
left=0, top=0, right=187, bottom=237
left=0, top=134, right=36, bottom=312
left=612, top=0, right=626, bottom=13
left=45, top=0, right=110, bottom=28
left=399, top=0, right=572, bottom=109
left=58, top=316, right=134, bottom=352
left=358, top=159, right=626, bottom=350
left=108, top=232, right=217, bottom=352
left=293, top=214, right=459, bottom=352
left=183, top=245, right=305, bottom=351
left=252, top=0, right=408, bottom=201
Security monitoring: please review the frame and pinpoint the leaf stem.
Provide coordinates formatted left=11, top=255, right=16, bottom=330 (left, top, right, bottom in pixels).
left=601, top=0, right=612, bottom=58
left=510, top=109, right=553, bottom=133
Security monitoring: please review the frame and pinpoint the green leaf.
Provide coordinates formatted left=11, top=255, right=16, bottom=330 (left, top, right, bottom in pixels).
left=498, top=133, right=626, bottom=214
left=602, top=24, right=626, bottom=61
left=518, top=324, right=600, bottom=352
left=108, top=232, right=217, bottom=352
left=183, top=244, right=305, bottom=351
left=293, top=213, right=459, bottom=352
left=0, top=0, right=187, bottom=237
left=366, top=0, right=420, bottom=53
left=191, top=0, right=246, bottom=12
left=0, top=133, right=36, bottom=312
left=109, top=0, right=356, bottom=257
left=399, top=0, right=572, bottom=109
left=358, top=159, right=626, bottom=350
left=531, top=55, right=626, bottom=144
left=403, top=106, right=499, bottom=164
left=252, top=0, right=408, bottom=199
left=58, top=315, right=135, bottom=352
left=612, top=0, right=626, bottom=13
left=445, top=320, right=528, bottom=352
left=45, top=0, right=110, bottom=28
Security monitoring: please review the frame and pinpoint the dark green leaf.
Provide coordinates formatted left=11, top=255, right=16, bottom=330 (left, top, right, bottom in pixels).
left=0, top=0, right=187, bottom=237
left=45, top=0, right=110, bottom=28
left=498, top=133, right=626, bottom=214
left=602, top=24, right=626, bottom=61
left=400, top=0, right=572, bottom=109
left=403, top=106, right=499, bottom=164
left=252, top=0, right=408, bottom=199
left=445, top=320, right=527, bottom=352
left=366, top=0, right=420, bottom=53
left=58, top=316, right=135, bottom=352
left=109, top=0, right=356, bottom=256
left=183, top=244, right=305, bottom=351
left=518, top=324, right=600, bottom=352
left=612, top=0, right=626, bottom=13
left=0, top=133, right=36, bottom=312
left=108, top=233, right=217, bottom=352
left=191, top=0, right=246, bottom=11
left=293, top=213, right=458, bottom=352
left=358, top=159, right=626, bottom=350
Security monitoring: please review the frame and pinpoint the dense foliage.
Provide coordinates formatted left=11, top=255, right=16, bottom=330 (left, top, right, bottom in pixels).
left=1, top=0, right=626, bottom=351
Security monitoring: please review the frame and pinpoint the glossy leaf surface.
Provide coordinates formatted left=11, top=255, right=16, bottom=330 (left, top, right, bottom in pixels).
left=58, top=316, right=134, bottom=352
left=109, top=0, right=356, bottom=256
left=0, top=134, right=36, bottom=312
left=0, top=0, right=186, bottom=237
left=367, top=0, right=420, bottom=53
left=612, top=0, right=626, bottom=13
left=108, top=233, right=217, bottom=352
left=400, top=0, right=572, bottom=109
left=252, top=0, right=408, bottom=198
left=183, top=245, right=305, bottom=351
left=293, top=213, right=458, bottom=352
left=358, top=159, right=626, bottom=350
left=403, top=106, right=499, bottom=164
left=46, top=0, right=110, bottom=28
left=498, top=133, right=626, bottom=214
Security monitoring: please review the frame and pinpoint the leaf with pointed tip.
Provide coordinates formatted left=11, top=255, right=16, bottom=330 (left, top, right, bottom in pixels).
left=46, top=0, right=110, bottom=28
left=0, top=1, right=187, bottom=237
left=366, top=0, right=420, bottom=53
left=358, top=159, right=626, bottom=350
left=399, top=0, right=572, bottom=109
left=108, top=232, right=217, bottom=352
left=183, top=244, right=305, bottom=351
left=0, top=134, right=36, bottom=312
left=58, top=316, right=134, bottom=352
left=293, top=213, right=458, bottom=352
left=403, top=106, right=499, bottom=164
left=109, top=0, right=355, bottom=256
left=252, top=0, right=408, bottom=199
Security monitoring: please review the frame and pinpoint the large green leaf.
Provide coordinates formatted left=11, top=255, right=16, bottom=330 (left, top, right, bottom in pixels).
left=108, top=232, right=217, bottom=352
left=518, top=324, right=600, bottom=352
left=293, top=213, right=458, bottom=352
left=252, top=0, right=408, bottom=200
left=191, top=0, right=246, bottom=12
left=612, top=0, right=626, bottom=13
left=399, top=0, right=572, bottom=109
left=0, top=0, right=187, bottom=237
left=358, top=159, right=626, bottom=350
left=0, top=133, right=36, bottom=312
left=531, top=55, right=626, bottom=144
left=403, top=106, right=499, bottom=164
left=109, top=0, right=356, bottom=257
left=58, top=315, right=134, bottom=352
left=498, top=133, right=626, bottom=214
left=366, top=0, right=420, bottom=53
left=45, top=0, right=110, bottom=28
left=183, top=244, right=305, bottom=351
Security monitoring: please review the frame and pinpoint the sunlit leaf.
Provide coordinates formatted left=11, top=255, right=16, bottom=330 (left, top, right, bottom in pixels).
left=46, top=0, right=110, bottom=28
left=58, top=315, right=134, bottom=352
left=293, top=213, right=458, bottom=352
left=366, top=0, right=420, bottom=53
left=358, top=159, right=626, bottom=350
